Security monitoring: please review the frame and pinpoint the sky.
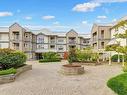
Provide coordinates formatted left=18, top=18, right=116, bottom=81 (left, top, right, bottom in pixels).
left=0, top=0, right=127, bottom=33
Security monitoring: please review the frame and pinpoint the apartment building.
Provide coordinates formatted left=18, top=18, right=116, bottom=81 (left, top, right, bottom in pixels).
left=91, top=23, right=113, bottom=60
left=0, top=23, right=91, bottom=59
left=35, top=29, right=90, bottom=59
left=0, top=23, right=36, bottom=59
left=91, top=23, right=112, bottom=52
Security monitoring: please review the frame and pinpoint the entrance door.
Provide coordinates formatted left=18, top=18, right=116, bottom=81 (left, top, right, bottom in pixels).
left=36, top=53, right=43, bottom=60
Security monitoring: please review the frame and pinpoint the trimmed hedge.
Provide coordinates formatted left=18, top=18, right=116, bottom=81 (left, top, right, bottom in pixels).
left=39, top=59, right=61, bottom=63
left=107, top=73, right=127, bottom=95
left=39, top=52, right=61, bottom=63
left=0, top=68, right=16, bottom=75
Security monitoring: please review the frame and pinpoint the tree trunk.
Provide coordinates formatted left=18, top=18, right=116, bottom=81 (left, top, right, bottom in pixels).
left=109, top=52, right=111, bottom=65
left=118, top=52, right=120, bottom=63
left=122, top=54, right=125, bottom=67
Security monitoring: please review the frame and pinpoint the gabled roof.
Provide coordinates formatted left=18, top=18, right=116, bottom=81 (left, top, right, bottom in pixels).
left=66, top=29, right=78, bottom=35
left=79, top=34, right=91, bottom=39
left=9, top=22, right=23, bottom=29
left=94, top=23, right=113, bottom=27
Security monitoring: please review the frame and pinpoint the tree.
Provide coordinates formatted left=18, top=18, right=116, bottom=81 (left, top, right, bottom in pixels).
left=112, top=20, right=127, bottom=66
left=113, top=20, right=127, bottom=45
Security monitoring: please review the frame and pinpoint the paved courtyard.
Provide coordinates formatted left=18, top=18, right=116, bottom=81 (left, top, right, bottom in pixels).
left=0, top=61, right=122, bottom=95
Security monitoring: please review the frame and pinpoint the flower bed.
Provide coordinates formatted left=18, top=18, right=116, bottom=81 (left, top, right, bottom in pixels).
left=0, top=65, right=32, bottom=84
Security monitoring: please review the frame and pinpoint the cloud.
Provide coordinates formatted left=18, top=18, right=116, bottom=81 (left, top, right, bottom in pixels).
left=97, top=15, right=107, bottom=19
left=0, top=12, right=13, bottom=17
left=53, top=21, right=60, bottom=25
left=42, top=15, right=55, bottom=20
left=93, top=0, right=127, bottom=3
left=25, top=16, right=32, bottom=20
left=73, top=0, right=127, bottom=12
left=82, top=21, right=88, bottom=24
left=73, top=2, right=101, bottom=12
left=112, top=18, right=117, bottom=22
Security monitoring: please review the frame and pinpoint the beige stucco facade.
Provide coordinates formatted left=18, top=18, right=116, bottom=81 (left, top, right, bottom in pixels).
left=91, top=24, right=112, bottom=52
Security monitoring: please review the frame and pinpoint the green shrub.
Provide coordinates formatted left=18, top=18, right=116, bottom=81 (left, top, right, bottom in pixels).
left=0, top=49, right=27, bottom=69
left=68, top=48, right=77, bottom=64
left=111, top=54, right=127, bottom=62
left=39, top=52, right=61, bottom=63
left=68, top=48, right=99, bottom=63
left=107, top=73, right=127, bottom=95
left=39, top=59, right=61, bottom=63
left=0, top=68, right=16, bottom=75
left=123, top=62, right=127, bottom=72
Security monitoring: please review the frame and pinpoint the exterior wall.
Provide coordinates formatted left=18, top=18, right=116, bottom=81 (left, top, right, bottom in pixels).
left=91, top=24, right=111, bottom=52
left=9, top=23, right=25, bottom=51
left=0, top=33, right=9, bottom=41
left=0, top=33, right=9, bottom=48
left=0, top=43, right=9, bottom=48
left=66, top=30, right=78, bottom=50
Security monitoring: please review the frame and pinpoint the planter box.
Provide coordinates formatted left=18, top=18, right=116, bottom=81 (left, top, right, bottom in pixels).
left=61, top=65, right=84, bottom=75
left=73, top=62, right=101, bottom=66
left=0, top=65, right=32, bottom=84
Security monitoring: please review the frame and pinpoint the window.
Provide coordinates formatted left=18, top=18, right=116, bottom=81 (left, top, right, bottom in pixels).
left=38, top=37, right=44, bottom=43
left=101, top=30, right=104, bottom=39
left=101, top=42, right=104, bottom=49
left=38, top=45, right=44, bottom=49
left=24, top=43, right=27, bottom=47
left=58, top=46, right=63, bottom=50
left=50, top=45, right=55, bottom=49
left=58, top=48, right=63, bottom=50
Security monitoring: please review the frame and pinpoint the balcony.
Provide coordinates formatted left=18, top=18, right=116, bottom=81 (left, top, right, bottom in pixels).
left=25, top=38, right=31, bottom=42
left=12, top=35, right=20, bottom=43
left=50, top=40, right=55, bottom=44
left=92, top=38, right=97, bottom=42
left=68, top=40, right=76, bottom=44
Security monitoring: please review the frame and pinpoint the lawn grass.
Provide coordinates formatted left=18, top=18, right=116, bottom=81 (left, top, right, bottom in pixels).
left=107, top=73, right=127, bottom=95
left=0, top=68, right=17, bottom=75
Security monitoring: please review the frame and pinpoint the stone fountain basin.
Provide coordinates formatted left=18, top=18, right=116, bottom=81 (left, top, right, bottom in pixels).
left=61, top=64, right=85, bottom=75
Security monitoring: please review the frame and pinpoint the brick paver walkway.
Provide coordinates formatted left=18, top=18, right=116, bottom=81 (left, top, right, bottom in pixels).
left=0, top=61, right=121, bottom=95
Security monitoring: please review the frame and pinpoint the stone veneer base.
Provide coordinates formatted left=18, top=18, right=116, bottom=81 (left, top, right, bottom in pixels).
left=0, top=65, right=32, bottom=84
